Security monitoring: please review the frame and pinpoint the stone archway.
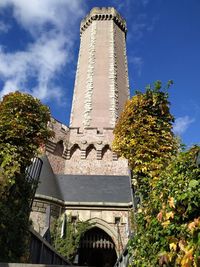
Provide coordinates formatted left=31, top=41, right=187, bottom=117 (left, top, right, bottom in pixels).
left=88, top=218, right=118, bottom=249
left=78, top=227, right=117, bottom=267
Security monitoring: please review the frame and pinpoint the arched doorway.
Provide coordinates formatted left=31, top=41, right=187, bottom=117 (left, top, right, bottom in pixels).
left=78, top=227, right=117, bottom=267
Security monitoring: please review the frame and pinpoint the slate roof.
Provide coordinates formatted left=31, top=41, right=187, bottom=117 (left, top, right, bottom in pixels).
left=36, top=155, right=62, bottom=201
left=56, top=174, right=132, bottom=204
left=36, top=156, right=132, bottom=205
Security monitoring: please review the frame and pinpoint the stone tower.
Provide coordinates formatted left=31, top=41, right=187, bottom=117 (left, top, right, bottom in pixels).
left=58, top=7, right=130, bottom=176
left=70, top=7, right=129, bottom=129
left=31, top=8, right=133, bottom=264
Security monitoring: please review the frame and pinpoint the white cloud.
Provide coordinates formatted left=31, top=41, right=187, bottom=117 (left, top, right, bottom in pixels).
left=0, top=21, right=10, bottom=33
left=173, top=116, right=195, bottom=135
left=0, top=0, right=85, bottom=36
left=0, top=35, right=68, bottom=101
left=129, top=56, right=143, bottom=76
left=0, top=0, right=85, bottom=102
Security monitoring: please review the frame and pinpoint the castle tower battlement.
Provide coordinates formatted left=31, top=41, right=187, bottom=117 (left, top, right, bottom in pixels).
left=80, top=7, right=127, bottom=35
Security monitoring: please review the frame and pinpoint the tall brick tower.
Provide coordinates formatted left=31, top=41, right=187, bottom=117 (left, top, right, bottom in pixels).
left=70, top=7, right=129, bottom=129
left=31, top=8, right=133, bottom=265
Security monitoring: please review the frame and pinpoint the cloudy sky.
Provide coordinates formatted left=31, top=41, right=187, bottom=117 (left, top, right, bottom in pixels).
left=0, top=0, right=199, bottom=146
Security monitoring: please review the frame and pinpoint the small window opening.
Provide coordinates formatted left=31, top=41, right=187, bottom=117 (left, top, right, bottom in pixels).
left=115, top=217, right=120, bottom=225
left=71, top=216, right=78, bottom=223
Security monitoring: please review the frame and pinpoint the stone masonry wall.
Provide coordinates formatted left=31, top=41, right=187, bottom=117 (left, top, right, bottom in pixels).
left=45, top=118, right=69, bottom=174
left=45, top=124, right=128, bottom=175
left=65, top=207, right=131, bottom=254
left=30, top=199, right=132, bottom=254
left=30, top=199, right=62, bottom=234
left=64, top=127, right=128, bottom=175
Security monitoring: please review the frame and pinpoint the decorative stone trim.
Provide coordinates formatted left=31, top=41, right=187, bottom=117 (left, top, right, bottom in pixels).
left=63, top=149, right=70, bottom=159
left=34, top=194, right=133, bottom=208
left=97, top=150, right=102, bottom=160
left=81, top=149, right=86, bottom=159
left=112, top=152, right=118, bottom=161
left=122, top=30, right=130, bottom=99
left=109, top=22, right=119, bottom=127
left=64, top=201, right=133, bottom=207
left=80, top=7, right=127, bottom=35
left=46, top=140, right=56, bottom=153
left=35, top=194, right=63, bottom=205
left=83, top=21, right=97, bottom=127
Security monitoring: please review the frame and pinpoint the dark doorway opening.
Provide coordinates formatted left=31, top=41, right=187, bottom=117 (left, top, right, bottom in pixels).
left=78, top=227, right=117, bottom=267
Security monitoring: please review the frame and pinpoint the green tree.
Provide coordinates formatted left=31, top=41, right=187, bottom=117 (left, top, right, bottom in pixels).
left=0, top=91, right=52, bottom=262
left=113, top=81, right=178, bottom=198
left=113, top=82, right=200, bottom=266
left=51, top=215, right=91, bottom=262
left=130, top=146, right=200, bottom=266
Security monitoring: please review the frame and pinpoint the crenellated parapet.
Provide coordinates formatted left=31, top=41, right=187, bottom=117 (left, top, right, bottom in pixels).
left=46, top=118, right=69, bottom=155
left=45, top=124, right=119, bottom=161
left=65, top=127, right=117, bottom=160
left=80, top=7, right=127, bottom=35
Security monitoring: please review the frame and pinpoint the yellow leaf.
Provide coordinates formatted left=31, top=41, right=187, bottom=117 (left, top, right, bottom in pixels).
left=168, top=197, right=175, bottom=208
left=166, top=211, right=174, bottom=220
left=180, top=248, right=193, bottom=267
left=178, top=240, right=188, bottom=253
left=169, top=242, right=177, bottom=251
left=188, top=221, right=196, bottom=232
left=162, top=220, right=170, bottom=228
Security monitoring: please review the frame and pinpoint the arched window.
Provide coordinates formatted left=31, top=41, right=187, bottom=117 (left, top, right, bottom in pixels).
left=54, top=140, right=64, bottom=156
left=70, top=144, right=81, bottom=159
left=86, top=144, right=96, bottom=160
left=102, top=144, right=112, bottom=160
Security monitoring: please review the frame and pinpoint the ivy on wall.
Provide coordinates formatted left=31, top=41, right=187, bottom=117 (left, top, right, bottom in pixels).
left=51, top=214, right=91, bottom=262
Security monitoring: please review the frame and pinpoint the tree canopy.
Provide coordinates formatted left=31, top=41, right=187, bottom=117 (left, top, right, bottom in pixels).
left=113, top=81, right=178, bottom=197
left=113, top=82, right=200, bottom=266
left=0, top=91, right=52, bottom=262
left=130, top=146, right=200, bottom=266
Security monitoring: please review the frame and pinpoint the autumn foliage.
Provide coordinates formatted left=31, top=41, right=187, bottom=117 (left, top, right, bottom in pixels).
left=113, top=81, right=178, bottom=197
left=0, top=92, right=52, bottom=261
left=113, top=82, right=200, bottom=266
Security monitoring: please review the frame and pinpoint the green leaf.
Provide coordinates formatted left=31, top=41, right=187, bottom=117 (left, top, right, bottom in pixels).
left=189, top=179, right=199, bottom=188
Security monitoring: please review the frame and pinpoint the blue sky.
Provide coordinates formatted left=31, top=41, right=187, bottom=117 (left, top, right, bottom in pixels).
left=0, top=0, right=199, bottom=146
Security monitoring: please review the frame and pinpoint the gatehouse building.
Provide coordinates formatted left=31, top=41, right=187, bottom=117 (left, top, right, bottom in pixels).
left=30, top=7, right=133, bottom=266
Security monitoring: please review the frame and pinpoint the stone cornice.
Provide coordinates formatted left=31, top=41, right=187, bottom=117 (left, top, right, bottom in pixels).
left=34, top=194, right=133, bottom=208
left=80, top=7, right=127, bottom=35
